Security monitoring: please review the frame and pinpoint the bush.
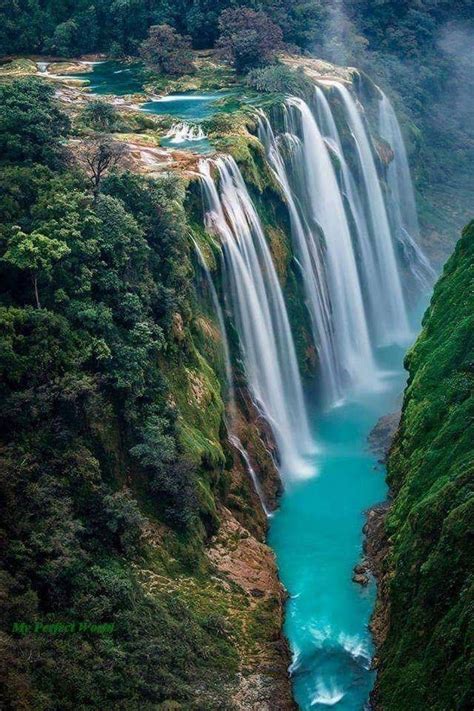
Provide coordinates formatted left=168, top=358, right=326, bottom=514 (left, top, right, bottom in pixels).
left=216, top=8, right=284, bottom=73
left=82, top=100, right=118, bottom=131
left=0, top=79, right=70, bottom=166
left=246, top=64, right=312, bottom=96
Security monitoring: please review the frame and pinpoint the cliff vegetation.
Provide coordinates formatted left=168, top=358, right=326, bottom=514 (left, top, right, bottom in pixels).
left=0, top=78, right=293, bottom=710
left=373, top=221, right=474, bottom=711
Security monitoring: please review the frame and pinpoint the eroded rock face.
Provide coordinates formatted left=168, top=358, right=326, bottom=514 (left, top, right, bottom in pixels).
left=207, top=507, right=295, bottom=711
left=374, top=137, right=395, bottom=167
left=281, top=54, right=355, bottom=84
left=368, top=411, right=401, bottom=462
left=208, top=507, right=281, bottom=596
left=363, top=502, right=391, bottom=662
left=352, top=562, right=370, bottom=586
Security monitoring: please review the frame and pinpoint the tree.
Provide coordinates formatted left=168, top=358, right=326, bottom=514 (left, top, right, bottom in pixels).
left=139, top=24, right=195, bottom=75
left=45, top=19, right=79, bottom=56
left=81, top=138, right=126, bottom=194
left=216, top=8, right=284, bottom=73
left=2, top=228, right=70, bottom=308
left=82, top=100, right=118, bottom=131
left=0, top=79, right=70, bottom=166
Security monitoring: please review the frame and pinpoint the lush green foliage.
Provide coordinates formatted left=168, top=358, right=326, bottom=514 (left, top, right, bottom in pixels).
left=0, top=79, right=70, bottom=166
left=82, top=99, right=119, bottom=131
left=0, top=78, right=242, bottom=708
left=139, top=23, right=195, bottom=75
left=216, top=7, right=283, bottom=73
left=246, top=64, right=313, bottom=96
left=378, top=222, right=474, bottom=710
left=0, top=0, right=327, bottom=56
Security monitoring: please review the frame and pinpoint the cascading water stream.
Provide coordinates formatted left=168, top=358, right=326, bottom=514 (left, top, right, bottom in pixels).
left=198, top=156, right=314, bottom=480
left=192, top=236, right=271, bottom=514
left=378, top=91, right=436, bottom=290
left=279, top=96, right=376, bottom=402
left=313, top=87, right=387, bottom=341
left=191, top=237, right=235, bottom=410
left=191, top=82, right=429, bottom=709
left=165, top=122, right=206, bottom=144
left=320, top=81, right=410, bottom=344
left=254, top=89, right=430, bottom=707
left=258, top=112, right=341, bottom=403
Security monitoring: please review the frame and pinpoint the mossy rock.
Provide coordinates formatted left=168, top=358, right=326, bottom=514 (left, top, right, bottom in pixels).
left=50, top=61, right=93, bottom=75
left=0, top=58, right=38, bottom=76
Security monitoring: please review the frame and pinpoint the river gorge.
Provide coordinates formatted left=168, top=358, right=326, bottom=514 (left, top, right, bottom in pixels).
left=0, top=36, right=470, bottom=711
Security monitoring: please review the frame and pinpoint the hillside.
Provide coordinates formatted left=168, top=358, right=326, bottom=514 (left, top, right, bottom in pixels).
left=372, top=222, right=474, bottom=710
left=0, top=77, right=297, bottom=710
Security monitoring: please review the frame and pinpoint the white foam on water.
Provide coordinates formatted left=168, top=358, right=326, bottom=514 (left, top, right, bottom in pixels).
left=338, top=632, right=371, bottom=668
left=311, top=679, right=345, bottom=706
left=165, top=122, right=206, bottom=143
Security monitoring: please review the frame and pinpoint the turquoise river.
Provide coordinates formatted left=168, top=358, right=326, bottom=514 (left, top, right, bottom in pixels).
left=269, top=338, right=417, bottom=710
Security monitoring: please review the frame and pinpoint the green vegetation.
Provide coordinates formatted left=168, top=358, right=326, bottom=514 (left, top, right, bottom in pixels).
left=375, top=222, right=474, bottom=710
left=139, top=24, right=195, bottom=76
left=0, top=0, right=328, bottom=57
left=246, top=64, right=313, bottom=97
left=1, top=2, right=471, bottom=254
left=0, top=77, right=284, bottom=709
left=216, top=7, right=284, bottom=73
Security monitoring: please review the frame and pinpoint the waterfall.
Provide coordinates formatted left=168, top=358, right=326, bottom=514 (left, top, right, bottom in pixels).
left=273, top=96, right=376, bottom=402
left=320, top=81, right=410, bottom=344
left=192, top=238, right=271, bottom=512
left=378, top=91, right=436, bottom=290
left=165, top=122, right=205, bottom=144
left=198, top=156, right=314, bottom=480
left=313, top=86, right=387, bottom=343
left=228, top=434, right=272, bottom=516
left=258, top=112, right=343, bottom=403
left=191, top=237, right=235, bottom=410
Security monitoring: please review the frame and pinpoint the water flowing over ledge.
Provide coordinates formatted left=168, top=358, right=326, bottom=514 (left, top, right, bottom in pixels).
left=192, top=78, right=433, bottom=709
left=199, top=155, right=315, bottom=481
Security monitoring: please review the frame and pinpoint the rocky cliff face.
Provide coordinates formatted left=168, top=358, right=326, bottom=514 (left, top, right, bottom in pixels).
left=369, top=221, right=474, bottom=711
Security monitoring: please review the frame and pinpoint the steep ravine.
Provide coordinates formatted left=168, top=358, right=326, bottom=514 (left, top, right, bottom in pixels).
left=367, top=222, right=473, bottom=711
left=2, top=54, right=470, bottom=711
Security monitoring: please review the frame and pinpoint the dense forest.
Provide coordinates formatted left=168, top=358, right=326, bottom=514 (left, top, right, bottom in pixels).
left=0, top=78, right=254, bottom=709
left=0, top=70, right=297, bottom=708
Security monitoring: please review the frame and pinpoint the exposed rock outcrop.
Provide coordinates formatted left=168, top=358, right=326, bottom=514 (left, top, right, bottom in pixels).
left=207, top=507, right=295, bottom=710
left=367, top=410, right=401, bottom=462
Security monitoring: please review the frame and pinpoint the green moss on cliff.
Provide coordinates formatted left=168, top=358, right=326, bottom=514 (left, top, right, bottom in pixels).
left=376, top=221, right=474, bottom=711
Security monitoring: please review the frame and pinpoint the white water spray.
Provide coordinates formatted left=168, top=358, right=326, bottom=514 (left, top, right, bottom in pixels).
left=165, top=122, right=206, bottom=144
left=321, top=81, right=410, bottom=344
left=258, top=112, right=342, bottom=403
left=282, top=96, right=376, bottom=401
left=313, top=87, right=386, bottom=340
left=198, top=156, right=314, bottom=480
left=378, top=91, right=436, bottom=290
left=192, top=238, right=272, bottom=511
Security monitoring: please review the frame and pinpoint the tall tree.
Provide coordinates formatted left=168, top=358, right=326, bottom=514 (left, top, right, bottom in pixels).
left=139, top=24, right=195, bottom=75
left=216, top=8, right=284, bottom=73
left=0, top=80, right=70, bottom=166
left=2, top=228, right=70, bottom=308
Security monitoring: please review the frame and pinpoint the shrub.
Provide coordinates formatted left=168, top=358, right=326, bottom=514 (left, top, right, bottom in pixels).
left=246, top=64, right=312, bottom=96
left=216, top=8, right=284, bottom=73
left=82, top=100, right=118, bottom=131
